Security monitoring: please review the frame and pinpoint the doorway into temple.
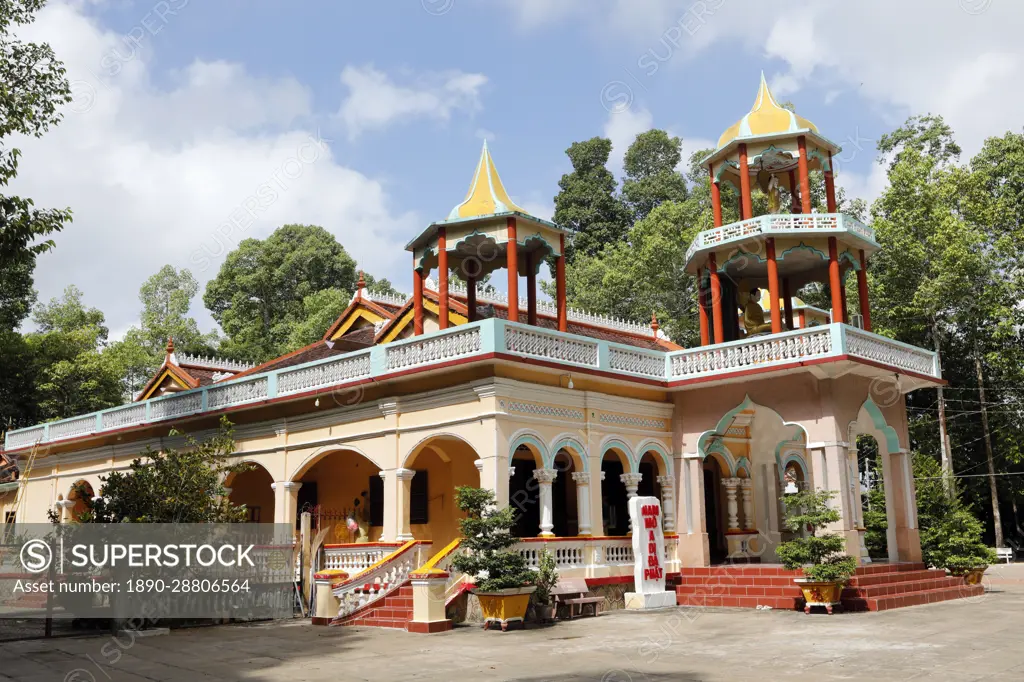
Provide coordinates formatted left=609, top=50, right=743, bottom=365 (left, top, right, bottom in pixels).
left=704, top=459, right=727, bottom=563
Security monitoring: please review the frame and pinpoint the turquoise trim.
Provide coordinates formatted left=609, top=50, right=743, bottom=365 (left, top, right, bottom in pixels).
left=509, top=433, right=548, bottom=466
left=416, top=246, right=435, bottom=272
left=735, top=456, right=752, bottom=476
left=521, top=233, right=556, bottom=271
left=747, top=144, right=797, bottom=167
left=858, top=395, right=901, bottom=453
left=697, top=395, right=809, bottom=467
left=636, top=440, right=673, bottom=475
left=808, top=148, right=831, bottom=172
left=703, top=439, right=737, bottom=477
left=713, top=159, right=740, bottom=186
left=778, top=241, right=827, bottom=263
left=550, top=435, right=589, bottom=472
left=449, top=228, right=498, bottom=253
left=838, top=250, right=861, bottom=271
left=777, top=452, right=810, bottom=482
left=601, top=438, right=637, bottom=473
left=718, top=248, right=766, bottom=272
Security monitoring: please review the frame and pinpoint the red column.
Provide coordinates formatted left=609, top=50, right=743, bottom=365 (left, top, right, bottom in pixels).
left=825, top=151, right=837, bottom=213
left=526, top=253, right=537, bottom=325
left=709, top=166, right=723, bottom=227
left=413, top=266, right=424, bottom=336
left=766, top=238, right=782, bottom=334
left=789, top=170, right=800, bottom=213
left=782, top=278, right=794, bottom=330
left=857, top=249, right=872, bottom=332
left=798, top=136, right=812, bottom=215
left=828, top=236, right=844, bottom=324
left=506, top=218, right=519, bottom=323
left=709, top=254, right=724, bottom=344
left=556, top=234, right=567, bottom=332
left=466, top=276, right=476, bottom=322
left=738, top=144, right=752, bottom=220
left=438, top=227, right=449, bottom=330
left=698, top=267, right=710, bottom=346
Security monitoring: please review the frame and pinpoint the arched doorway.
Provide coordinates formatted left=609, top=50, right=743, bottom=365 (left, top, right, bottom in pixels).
left=67, top=480, right=94, bottom=522
left=509, top=441, right=544, bottom=538
left=404, top=435, right=480, bottom=548
left=551, top=449, right=579, bottom=537
left=293, top=449, right=383, bottom=544
left=857, top=434, right=887, bottom=561
left=226, top=463, right=274, bottom=523
left=703, top=456, right=727, bottom=563
left=601, top=445, right=632, bottom=537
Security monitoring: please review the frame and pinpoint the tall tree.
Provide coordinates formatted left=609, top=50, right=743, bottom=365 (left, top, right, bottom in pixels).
left=203, top=224, right=359, bottom=362
left=621, top=129, right=688, bottom=222
left=138, top=265, right=215, bottom=355
left=0, top=0, right=73, bottom=266
left=553, top=137, right=629, bottom=262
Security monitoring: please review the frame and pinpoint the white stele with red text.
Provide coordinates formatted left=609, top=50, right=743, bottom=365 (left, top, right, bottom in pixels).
left=624, top=496, right=676, bottom=609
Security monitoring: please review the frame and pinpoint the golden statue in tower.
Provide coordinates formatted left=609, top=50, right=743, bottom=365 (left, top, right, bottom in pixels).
left=742, top=288, right=773, bottom=336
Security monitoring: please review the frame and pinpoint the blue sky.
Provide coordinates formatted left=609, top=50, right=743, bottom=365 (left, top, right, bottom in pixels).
left=16, top=0, right=1022, bottom=336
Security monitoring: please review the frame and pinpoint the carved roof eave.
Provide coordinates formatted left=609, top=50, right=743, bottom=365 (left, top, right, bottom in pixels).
left=404, top=211, right=568, bottom=253
left=701, top=129, right=843, bottom=169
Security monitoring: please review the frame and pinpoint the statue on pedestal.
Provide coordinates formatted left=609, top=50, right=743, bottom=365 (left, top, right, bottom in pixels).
left=742, top=288, right=774, bottom=336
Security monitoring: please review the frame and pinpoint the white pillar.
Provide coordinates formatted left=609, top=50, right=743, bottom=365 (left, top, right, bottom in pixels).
left=571, top=471, right=592, bottom=536
left=58, top=499, right=75, bottom=523
left=533, top=468, right=558, bottom=537
left=381, top=468, right=416, bottom=542
left=656, top=475, right=676, bottom=533
left=739, top=478, right=755, bottom=531
left=722, top=477, right=740, bottom=531
left=271, top=481, right=302, bottom=530
left=621, top=472, right=643, bottom=531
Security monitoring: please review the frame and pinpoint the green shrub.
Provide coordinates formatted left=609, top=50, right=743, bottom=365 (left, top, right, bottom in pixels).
left=776, top=489, right=857, bottom=584
left=531, top=549, right=559, bottom=606
left=451, top=486, right=534, bottom=592
left=921, top=507, right=997, bottom=575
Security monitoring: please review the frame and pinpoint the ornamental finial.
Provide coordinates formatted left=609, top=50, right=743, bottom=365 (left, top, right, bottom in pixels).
left=651, top=312, right=659, bottom=338
left=356, top=271, right=366, bottom=297
left=166, top=337, right=174, bottom=356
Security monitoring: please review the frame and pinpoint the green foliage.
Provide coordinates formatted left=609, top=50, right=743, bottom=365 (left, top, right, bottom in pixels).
left=621, top=129, right=688, bottom=222
left=776, top=490, right=856, bottom=583
left=553, top=137, right=630, bottom=262
left=450, top=486, right=534, bottom=592
left=531, top=549, right=559, bottom=606
left=26, top=285, right=123, bottom=420
left=0, top=0, right=73, bottom=268
left=203, top=224, right=359, bottom=362
left=137, top=265, right=217, bottom=356
left=286, top=288, right=350, bottom=349
left=80, top=417, right=247, bottom=524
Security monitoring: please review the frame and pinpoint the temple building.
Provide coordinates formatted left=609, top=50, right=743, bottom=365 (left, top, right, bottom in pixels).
left=1, top=75, right=979, bottom=626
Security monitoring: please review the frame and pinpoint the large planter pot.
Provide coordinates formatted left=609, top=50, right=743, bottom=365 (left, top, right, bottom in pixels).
left=533, top=604, right=555, bottom=623
left=472, top=586, right=537, bottom=631
left=794, top=579, right=843, bottom=615
left=959, top=566, right=987, bottom=586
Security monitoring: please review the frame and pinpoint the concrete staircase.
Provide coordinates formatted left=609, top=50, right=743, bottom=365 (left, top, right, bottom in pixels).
left=333, top=581, right=414, bottom=629
left=675, top=562, right=983, bottom=612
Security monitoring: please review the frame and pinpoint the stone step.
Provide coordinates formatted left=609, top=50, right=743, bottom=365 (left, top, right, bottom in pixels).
left=848, top=569, right=947, bottom=587
left=843, top=584, right=983, bottom=612
left=843, top=577, right=965, bottom=599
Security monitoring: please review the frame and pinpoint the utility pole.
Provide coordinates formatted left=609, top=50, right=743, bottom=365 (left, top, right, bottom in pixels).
left=974, top=350, right=1003, bottom=548
left=932, top=322, right=954, bottom=495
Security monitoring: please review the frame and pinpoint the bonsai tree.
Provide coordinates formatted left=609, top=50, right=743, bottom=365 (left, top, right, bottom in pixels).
left=451, top=486, right=534, bottom=591
left=775, top=490, right=857, bottom=583
left=922, top=507, right=997, bottom=575
left=532, top=549, right=559, bottom=606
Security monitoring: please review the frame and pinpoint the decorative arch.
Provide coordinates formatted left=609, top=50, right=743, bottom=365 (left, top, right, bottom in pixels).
left=520, top=234, right=556, bottom=274
left=508, top=430, right=548, bottom=468
left=713, top=159, right=740, bottom=186
left=599, top=436, right=637, bottom=473
left=849, top=395, right=901, bottom=453
left=748, top=144, right=798, bottom=169
left=548, top=433, right=588, bottom=472
left=636, top=439, right=673, bottom=476
left=404, top=431, right=482, bottom=470
left=808, top=148, right=831, bottom=173
left=735, top=456, right=752, bottom=478
left=838, top=250, right=862, bottom=272
left=718, top=248, right=766, bottom=273
left=778, top=241, right=828, bottom=263
left=697, top=395, right=809, bottom=461
left=290, top=443, right=388, bottom=482
left=778, top=451, right=810, bottom=482
left=703, top=439, right=737, bottom=477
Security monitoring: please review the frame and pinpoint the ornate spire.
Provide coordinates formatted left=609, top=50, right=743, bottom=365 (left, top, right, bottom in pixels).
left=447, top=140, right=526, bottom=220
left=650, top=312, right=659, bottom=339
left=165, top=337, right=178, bottom=365
left=716, top=71, right=819, bottom=149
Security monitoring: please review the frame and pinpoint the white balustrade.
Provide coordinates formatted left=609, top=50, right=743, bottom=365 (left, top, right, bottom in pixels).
left=514, top=540, right=588, bottom=569
left=207, top=376, right=268, bottom=409
left=321, top=543, right=402, bottom=573
left=669, top=326, right=834, bottom=378
left=150, top=392, right=202, bottom=420
left=504, top=324, right=599, bottom=367
left=386, top=326, right=482, bottom=371
left=844, top=327, right=937, bottom=377
left=6, top=427, right=44, bottom=449
left=600, top=539, right=635, bottom=565
left=49, top=416, right=96, bottom=441
left=332, top=542, right=428, bottom=619
left=609, top=346, right=665, bottom=378
left=278, top=352, right=371, bottom=395
left=101, top=403, right=146, bottom=431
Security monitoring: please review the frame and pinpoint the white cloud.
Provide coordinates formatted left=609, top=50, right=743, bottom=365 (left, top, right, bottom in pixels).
left=337, top=65, right=487, bottom=139
left=14, top=2, right=418, bottom=334
left=603, top=105, right=654, bottom=175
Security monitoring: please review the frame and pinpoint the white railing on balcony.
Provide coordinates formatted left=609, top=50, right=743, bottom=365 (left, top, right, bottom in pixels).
left=669, top=325, right=835, bottom=379
left=685, top=212, right=877, bottom=263
left=320, top=543, right=403, bottom=574
left=513, top=537, right=637, bottom=570
left=4, top=319, right=941, bottom=451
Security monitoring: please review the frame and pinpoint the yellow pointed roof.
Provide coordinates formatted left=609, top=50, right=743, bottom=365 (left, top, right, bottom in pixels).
left=447, top=140, right=526, bottom=220
left=716, top=72, right=818, bottom=149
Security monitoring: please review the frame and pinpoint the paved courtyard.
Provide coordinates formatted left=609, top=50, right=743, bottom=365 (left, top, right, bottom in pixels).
left=3, top=566, right=1024, bottom=682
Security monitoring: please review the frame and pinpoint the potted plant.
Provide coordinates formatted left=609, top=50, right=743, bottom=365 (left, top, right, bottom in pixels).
left=451, top=486, right=535, bottom=631
left=776, top=490, right=857, bottom=614
left=922, top=508, right=997, bottom=585
left=530, top=549, right=559, bottom=623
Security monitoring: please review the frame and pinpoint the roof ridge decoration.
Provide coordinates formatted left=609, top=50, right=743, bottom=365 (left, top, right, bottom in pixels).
left=716, top=71, right=819, bottom=150
left=366, top=290, right=408, bottom=307
left=447, top=140, right=527, bottom=220
left=177, top=353, right=254, bottom=372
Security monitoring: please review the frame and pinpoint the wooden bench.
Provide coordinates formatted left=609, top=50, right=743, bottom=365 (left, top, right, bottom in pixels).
left=995, top=547, right=1014, bottom=564
left=552, top=578, right=603, bottom=620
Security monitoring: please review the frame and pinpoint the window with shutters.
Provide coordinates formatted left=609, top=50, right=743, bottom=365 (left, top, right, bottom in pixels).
left=410, top=470, right=429, bottom=524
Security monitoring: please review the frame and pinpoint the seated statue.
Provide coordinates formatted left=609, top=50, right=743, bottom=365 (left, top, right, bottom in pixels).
left=742, top=288, right=774, bottom=336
